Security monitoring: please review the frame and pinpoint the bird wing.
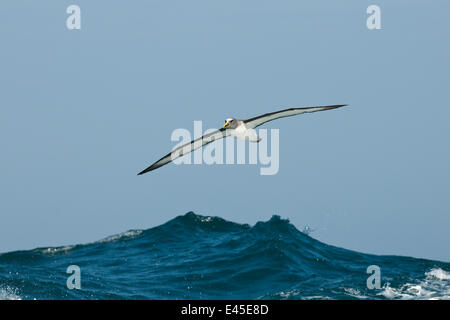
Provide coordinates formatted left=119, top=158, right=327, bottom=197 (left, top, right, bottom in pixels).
left=244, top=104, right=347, bottom=129
left=138, top=128, right=230, bottom=175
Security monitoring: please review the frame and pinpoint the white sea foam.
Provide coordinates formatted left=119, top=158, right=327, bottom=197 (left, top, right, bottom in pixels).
left=36, top=230, right=143, bottom=255
left=343, top=287, right=369, bottom=299
left=276, top=289, right=301, bottom=299
left=425, top=268, right=450, bottom=281
left=38, top=245, right=76, bottom=255
left=96, top=230, right=143, bottom=244
left=302, top=295, right=333, bottom=300
left=0, top=285, right=22, bottom=300
left=259, top=289, right=333, bottom=300
left=378, top=268, right=450, bottom=300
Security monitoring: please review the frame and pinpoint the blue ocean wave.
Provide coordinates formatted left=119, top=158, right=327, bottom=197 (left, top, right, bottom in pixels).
left=0, top=212, right=449, bottom=300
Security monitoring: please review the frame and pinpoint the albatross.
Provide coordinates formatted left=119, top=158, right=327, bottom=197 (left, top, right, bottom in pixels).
left=138, top=104, right=346, bottom=175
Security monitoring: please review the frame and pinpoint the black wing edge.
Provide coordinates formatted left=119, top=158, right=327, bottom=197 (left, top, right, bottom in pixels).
left=137, top=152, right=171, bottom=175
left=137, top=127, right=228, bottom=176
left=243, top=104, right=348, bottom=124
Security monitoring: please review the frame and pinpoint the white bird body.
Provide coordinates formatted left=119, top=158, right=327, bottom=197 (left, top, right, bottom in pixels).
left=229, top=120, right=260, bottom=142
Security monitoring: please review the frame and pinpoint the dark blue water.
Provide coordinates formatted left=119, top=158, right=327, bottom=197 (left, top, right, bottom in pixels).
left=1, top=212, right=449, bottom=300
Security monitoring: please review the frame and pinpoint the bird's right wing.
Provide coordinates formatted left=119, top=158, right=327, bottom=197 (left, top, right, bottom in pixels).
left=244, top=105, right=346, bottom=129
left=138, top=128, right=230, bottom=175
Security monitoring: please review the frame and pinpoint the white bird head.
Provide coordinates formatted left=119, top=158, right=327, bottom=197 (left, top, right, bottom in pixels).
left=222, top=118, right=237, bottom=129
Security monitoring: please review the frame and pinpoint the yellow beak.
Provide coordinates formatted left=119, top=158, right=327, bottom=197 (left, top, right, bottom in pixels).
left=222, top=121, right=230, bottom=129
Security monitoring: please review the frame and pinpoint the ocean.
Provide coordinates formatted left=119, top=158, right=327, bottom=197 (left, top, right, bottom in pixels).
left=1, top=212, right=449, bottom=300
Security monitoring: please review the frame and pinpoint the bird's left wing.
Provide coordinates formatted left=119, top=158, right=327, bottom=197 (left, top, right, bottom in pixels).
left=244, top=104, right=346, bottom=129
left=138, top=128, right=230, bottom=175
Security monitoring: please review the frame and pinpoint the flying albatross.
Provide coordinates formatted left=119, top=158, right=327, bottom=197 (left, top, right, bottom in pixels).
left=138, top=104, right=346, bottom=175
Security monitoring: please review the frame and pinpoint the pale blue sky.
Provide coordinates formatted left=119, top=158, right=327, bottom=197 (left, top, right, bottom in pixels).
left=1, top=1, right=449, bottom=262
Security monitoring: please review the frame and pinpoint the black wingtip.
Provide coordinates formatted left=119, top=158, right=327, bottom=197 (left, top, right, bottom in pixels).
left=316, top=104, right=347, bottom=110
left=137, top=167, right=152, bottom=176
left=324, top=104, right=348, bottom=111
